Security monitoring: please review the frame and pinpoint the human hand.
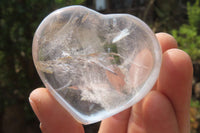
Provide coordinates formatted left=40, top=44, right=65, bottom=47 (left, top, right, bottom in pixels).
left=29, top=33, right=193, bottom=133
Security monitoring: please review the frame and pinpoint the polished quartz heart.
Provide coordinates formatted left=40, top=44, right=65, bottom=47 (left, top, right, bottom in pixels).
left=32, top=6, right=162, bottom=124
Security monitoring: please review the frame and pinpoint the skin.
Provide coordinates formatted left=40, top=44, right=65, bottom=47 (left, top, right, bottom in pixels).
left=29, top=33, right=193, bottom=133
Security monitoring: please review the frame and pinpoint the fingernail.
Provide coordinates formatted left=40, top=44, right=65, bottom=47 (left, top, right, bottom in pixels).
left=29, top=97, right=40, bottom=119
left=40, top=123, right=44, bottom=132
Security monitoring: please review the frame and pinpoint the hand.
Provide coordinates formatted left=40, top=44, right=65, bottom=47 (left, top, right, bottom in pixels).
left=29, top=33, right=193, bottom=133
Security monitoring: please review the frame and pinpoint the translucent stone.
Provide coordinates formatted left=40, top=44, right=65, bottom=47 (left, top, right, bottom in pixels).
left=32, top=6, right=162, bottom=124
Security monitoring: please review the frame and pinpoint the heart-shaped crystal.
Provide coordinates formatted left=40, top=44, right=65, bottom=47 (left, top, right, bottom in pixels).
left=32, top=6, right=162, bottom=124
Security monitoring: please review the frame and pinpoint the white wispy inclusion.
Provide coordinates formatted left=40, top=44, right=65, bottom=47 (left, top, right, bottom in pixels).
left=80, top=83, right=128, bottom=110
left=112, top=28, right=130, bottom=43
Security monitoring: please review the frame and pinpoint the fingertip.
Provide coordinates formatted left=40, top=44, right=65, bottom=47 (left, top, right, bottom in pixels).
left=29, top=88, right=47, bottom=120
left=156, top=32, right=178, bottom=53
left=29, top=88, right=47, bottom=102
left=161, top=49, right=193, bottom=87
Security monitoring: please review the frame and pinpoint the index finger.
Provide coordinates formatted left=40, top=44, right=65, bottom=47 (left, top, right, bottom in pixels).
left=29, top=88, right=84, bottom=133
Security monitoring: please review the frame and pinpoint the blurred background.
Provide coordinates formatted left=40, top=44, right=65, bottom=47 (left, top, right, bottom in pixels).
left=0, top=0, right=200, bottom=133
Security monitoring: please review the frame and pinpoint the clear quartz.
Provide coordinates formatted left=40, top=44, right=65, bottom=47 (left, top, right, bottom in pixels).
left=32, top=6, right=162, bottom=124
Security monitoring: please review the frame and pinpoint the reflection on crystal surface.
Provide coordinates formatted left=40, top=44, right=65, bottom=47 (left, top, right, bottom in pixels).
left=32, top=6, right=161, bottom=124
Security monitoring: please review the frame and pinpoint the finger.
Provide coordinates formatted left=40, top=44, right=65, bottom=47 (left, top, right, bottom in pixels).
left=143, top=91, right=179, bottom=133
left=98, top=108, right=131, bottom=133
left=128, top=91, right=179, bottom=133
left=157, top=49, right=193, bottom=133
left=156, top=32, right=178, bottom=53
left=29, top=88, right=84, bottom=133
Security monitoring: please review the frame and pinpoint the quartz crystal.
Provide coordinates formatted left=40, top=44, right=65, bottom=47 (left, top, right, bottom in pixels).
left=32, top=6, right=162, bottom=124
